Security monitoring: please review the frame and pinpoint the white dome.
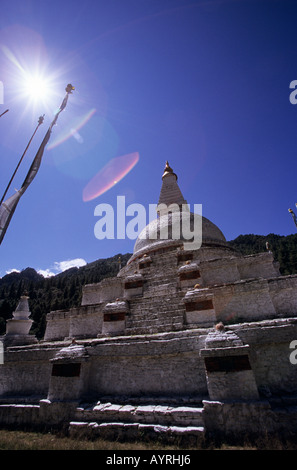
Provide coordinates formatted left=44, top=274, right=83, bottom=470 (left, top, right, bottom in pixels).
left=132, top=211, right=227, bottom=259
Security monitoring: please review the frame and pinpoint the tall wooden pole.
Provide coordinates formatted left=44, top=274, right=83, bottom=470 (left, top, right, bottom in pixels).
left=0, top=109, right=9, bottom=118
left=0, top=115, right=44, bottom=205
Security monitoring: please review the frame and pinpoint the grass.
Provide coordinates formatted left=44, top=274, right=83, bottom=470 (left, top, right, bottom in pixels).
left=0, top=429, right=181, bottom=451
left=0, top=428, right=254, bottom=451
left=0, top=428, right=296, bottom=451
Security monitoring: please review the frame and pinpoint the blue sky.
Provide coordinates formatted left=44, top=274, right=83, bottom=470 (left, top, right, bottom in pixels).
left=0, top=0, right=297, bottom=277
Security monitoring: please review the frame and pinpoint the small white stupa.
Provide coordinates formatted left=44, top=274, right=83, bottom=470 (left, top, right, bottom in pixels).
left=4, top=293, right=37, bottom=345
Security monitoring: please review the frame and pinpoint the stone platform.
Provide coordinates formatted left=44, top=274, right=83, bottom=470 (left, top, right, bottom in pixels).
left=1, top=162, right=297, bottom=441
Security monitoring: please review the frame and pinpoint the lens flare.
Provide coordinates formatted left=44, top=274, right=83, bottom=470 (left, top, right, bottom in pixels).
left=1, top=45, right=54, bottom=100
left=83, top=152, right=139, bottom=202
left=1, top=45, right=24, bottom=74
left=50, top=114, right=119, bottom=181
left=1, top=41, right=59, bottom=117
left=47, top=108, right=96, bottom=150
left=23, top=75, right=50, bottom=101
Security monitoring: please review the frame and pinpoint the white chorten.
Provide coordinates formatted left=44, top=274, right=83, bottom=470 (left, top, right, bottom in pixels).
left=5, top=294, right=34, bottom=338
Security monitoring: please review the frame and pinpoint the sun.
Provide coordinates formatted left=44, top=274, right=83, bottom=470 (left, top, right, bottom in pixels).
left=17, top=71, right=59, bottom=120
left=1, top=45, right=62, bottom=118
left=20, top=71, right=58, bottom=113
left=15, top=68, right=63, bottom=124
left=23, top=75, right=52, bottom=102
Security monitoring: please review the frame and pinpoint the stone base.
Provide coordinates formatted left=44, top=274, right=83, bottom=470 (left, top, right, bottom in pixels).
left=202, top=400, right=278, bottom=440
left=3, top=334, right=38, bottom=347
left=0, top=397, right=297, bottom=443
left=102, top=320, right=126, bottom=336
left=185, top=309, right=217, bottom=327
left=39, top=399, right=79, bottom=426
left=6, top=319, right=33, bottom=336
left=69, top=421, right=205, bottom=446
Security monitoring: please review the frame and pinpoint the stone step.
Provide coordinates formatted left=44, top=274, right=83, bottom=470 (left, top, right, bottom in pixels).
left=69, top=420, right=205, bottom=444
left=127, top=312, right=184, bottom=321
left=128, top=304, right=183, bottom=311
left=135, top=297, right=180, bottom=306
left=128, top=310, right=185, bottom=320
left=128, top=308, right=181, bottom=317
left=126, top=314, right=184, bottom=325
left=125, top=326, right=183, bottom=335
left=143, top=285, right=178, bottom=295
left=133, top=299, right=182, bottom=306
left=74, top=402, right=204, bottom=427
left=0, top=404, right=40, bottom=427
left=126, top=312, right=184, bottom=324
left=125, top=324, right=184, bottom=335
left=126, top=307, right=185, bottom=320
left=129, top=296, right=185, bottom=310
left=125, top=320, right=184, bottom=335
left=143, top=277, right=176, bottom=284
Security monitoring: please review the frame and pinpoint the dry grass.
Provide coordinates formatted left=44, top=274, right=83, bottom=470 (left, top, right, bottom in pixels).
left=1, top=428, right=295, bottom=451
left=0, top=429, right=243, bottom=451
left=0, top=429, right=189, bottom=451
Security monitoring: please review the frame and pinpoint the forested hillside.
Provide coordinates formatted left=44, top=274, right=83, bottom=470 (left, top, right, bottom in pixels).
left=0, top=253, right=131, bottom=339
left=228, top=233, right=297, bottom=276
left=0, top=232, right=296, bottom=340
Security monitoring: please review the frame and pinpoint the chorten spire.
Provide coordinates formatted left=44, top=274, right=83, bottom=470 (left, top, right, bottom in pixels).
left=162, top=161, right=177, bottom=180
left=157, top=161, right=188, bottom=215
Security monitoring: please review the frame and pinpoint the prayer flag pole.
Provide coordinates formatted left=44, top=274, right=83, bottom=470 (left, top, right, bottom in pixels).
left=0, top=84, right=74, bottom=246
left=0, top=109, right=9, bottom=118
left=0, top=115, right=44, bottom=206
left=288, top=206, right=297, bottom=229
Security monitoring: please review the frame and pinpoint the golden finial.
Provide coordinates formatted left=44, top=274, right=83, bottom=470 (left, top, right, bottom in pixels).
left=65, top=83, right=75, bottom=93
left=162, top=161, right=177, bottom=180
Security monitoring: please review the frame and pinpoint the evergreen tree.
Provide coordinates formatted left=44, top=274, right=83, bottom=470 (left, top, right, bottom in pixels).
left=1, top=238, right=295, bottom=339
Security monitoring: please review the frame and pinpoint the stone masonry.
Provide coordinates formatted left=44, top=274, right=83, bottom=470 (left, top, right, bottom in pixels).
left=1, top=162, right=297, bottom=443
